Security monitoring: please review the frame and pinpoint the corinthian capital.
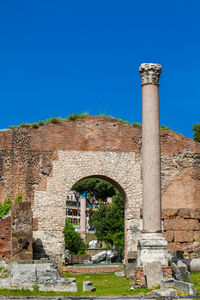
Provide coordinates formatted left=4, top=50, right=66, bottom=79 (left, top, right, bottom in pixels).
left=139, top=63, right=162, bottom=85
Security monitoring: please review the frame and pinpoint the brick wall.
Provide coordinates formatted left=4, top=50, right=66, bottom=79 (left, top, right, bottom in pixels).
left=0, top=215, right=11, bottom=259
left=0, top=117, right=200, bottom=260
left=162, top=209, right=200, bottom=258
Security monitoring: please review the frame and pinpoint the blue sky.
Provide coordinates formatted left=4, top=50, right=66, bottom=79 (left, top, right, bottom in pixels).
left=0, top=0, right=199, bottom=138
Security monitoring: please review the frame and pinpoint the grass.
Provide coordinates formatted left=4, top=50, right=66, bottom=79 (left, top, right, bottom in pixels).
left=0, top=272, right=151, bottom=297
left=191, top=272, right=200, bottom=294
left=0, top=272, right=199, bottom=296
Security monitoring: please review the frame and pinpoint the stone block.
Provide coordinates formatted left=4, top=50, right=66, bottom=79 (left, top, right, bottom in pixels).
left=10, top=264, right=36, bottom=287
left=179, top=209, right=190, bottom=218
left=177, top=260, right=192, bottom=282
left=163, top=230, right=174, bottom=242
left=161, top=278, right=175, bottom=288
left=190, top=209, right=200, bottom=219
left=174, top=231, right=194, bottom=242
left=164, top=219, right=200, bottom=231
left=162, top=209, right=178, bottom=219
left=143, top=261, right=163, bottom=289
left=190, top=258, right=200, bottom=272
left=83, top=281, right=96, bottom=292
left=174, top=280, right=197, bottom=296
left=152, top=288, right=177, bottom=297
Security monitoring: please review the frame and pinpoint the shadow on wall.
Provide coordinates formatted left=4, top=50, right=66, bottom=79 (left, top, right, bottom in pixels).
left=32, top=238, right=49, bottom=260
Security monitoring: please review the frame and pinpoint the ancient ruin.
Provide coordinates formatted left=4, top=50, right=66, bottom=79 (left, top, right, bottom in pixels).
left=0, top=64, right=200, bottom=271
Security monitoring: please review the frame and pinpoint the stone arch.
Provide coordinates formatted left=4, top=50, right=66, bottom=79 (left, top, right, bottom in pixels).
left=33, top=150, right=142, bottom=264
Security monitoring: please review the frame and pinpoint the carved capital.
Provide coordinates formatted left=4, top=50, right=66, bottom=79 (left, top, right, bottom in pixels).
left=139, top=63, right=162, bottom=85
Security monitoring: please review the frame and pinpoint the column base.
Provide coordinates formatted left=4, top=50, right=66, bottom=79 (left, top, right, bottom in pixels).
left=137, top=233, right=168, bottom=266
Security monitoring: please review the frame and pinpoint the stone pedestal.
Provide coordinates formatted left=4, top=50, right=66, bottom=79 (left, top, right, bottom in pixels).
left=137, top=63, right=168, bottom=267
left=137, top=233, right=168, bottom=266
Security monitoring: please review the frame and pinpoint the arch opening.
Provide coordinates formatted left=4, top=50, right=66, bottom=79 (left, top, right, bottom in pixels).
left=65, top=175, right=126, bottom=264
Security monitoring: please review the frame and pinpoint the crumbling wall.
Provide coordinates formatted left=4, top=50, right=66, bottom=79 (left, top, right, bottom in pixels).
left=0, top=215, right=11, bottom=258
left=11, top=202, right=33, bottom=260
left=0, top=117, right=200, bottom=260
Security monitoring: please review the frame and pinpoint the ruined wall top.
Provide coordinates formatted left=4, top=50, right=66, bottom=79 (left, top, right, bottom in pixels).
left=139, top=63, right=162, bottom=85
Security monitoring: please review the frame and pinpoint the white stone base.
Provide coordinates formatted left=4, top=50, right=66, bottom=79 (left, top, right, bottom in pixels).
left=137, top=233, right=168, bottom=266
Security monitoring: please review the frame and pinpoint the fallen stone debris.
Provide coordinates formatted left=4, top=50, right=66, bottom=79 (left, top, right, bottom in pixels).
left=0, top=261, right=77, bottom=292
left=83, top=281, right=96, bottom=292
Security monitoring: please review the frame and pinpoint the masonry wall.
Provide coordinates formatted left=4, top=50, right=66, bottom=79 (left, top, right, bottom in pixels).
left=0, top=117, right=200, bottom=262
left=0, top=215, right=11, bottom=258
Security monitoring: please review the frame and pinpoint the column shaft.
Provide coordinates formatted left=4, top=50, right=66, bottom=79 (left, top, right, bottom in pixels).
left=142, top=84, right=161, bottom=232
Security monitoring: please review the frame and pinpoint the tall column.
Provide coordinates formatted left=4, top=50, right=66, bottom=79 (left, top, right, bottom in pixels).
left=137, top=63, right=168, bottom=266
left=140, top=63, right=162, bottom=233
left=80, top=197, right=86, bottom=243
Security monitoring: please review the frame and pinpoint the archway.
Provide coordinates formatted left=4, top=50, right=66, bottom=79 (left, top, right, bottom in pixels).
left=32, top=150, right=142, bottom=265
left=65, top=175, right=126, bottom=262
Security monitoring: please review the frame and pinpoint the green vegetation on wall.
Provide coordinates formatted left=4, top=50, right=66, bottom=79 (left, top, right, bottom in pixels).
left=9, top=113, right=142, bottom=130
left=0, top=194, right=22, bottom=218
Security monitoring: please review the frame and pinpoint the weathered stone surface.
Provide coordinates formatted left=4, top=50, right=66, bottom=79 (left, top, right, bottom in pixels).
left=174, top=280, right=197, bottom=296
left=174, top=231, right=194, bottom=242
left=171, top=262, right=182, bottom=281
left=190, top=258, right=200, bottom=272
left=88, top=240, right=98, bottom=248
left=161, top=278, right=175, bottom=289
left=0, top=263, right=77, bottom=292
left=11, top=202, right=33, bottom=261
left=0, top=117, right=200, bottom=262
left=164, top=219, right=200, bottom=231
left=143, top=261, right=163, bottom=289
left=91, top=250, right=111, bottom=263
left=152, top=288, right=177, bottom=297
left=137, top=233, right=168, bottom=266
left=0, top=215, right=11, bottom=259
left=177, top=260, right=192, bottom=282
left=83, top=281, right=96, bottom=292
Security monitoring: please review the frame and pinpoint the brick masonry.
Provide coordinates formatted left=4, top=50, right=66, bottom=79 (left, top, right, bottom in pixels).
left=60, top=265, right=122, bottom=274
left=0, top=215, right=11, bottom=258
left=0, top=202, right=32, bottom=260
left=135, top=266, right=173, bottom=287
left=0, top=117, right=200, bottom=263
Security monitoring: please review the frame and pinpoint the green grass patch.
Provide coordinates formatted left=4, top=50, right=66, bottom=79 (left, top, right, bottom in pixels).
left=191, top=272, right=200, bottom=294
left=0, top=272, right=151, bottom=297
left=62, top=272, right=151, bottom=296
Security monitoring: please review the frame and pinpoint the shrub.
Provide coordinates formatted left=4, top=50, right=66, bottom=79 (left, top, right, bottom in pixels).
left=64, top=218, right=86, bottom=254
left=14, top=194, right=22, bottom=202
left=38, top=120, right=44, bottom=126
left=132, top=122, right=141, bottom=128
left=17, top=123, right=30, bottom=128
left=66, top=112, right=89, bottom=121
left=0, top=198, right=11, bottom=218
left=160, top=125, right=170, bottom=130
left=31, top=123, right=39, bottom=129
left=192, top=124, right=200, bottom=142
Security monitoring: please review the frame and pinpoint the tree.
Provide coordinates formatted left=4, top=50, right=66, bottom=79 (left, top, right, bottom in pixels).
left=64, top=218, right=86, bottom=254
left=92, top=193, right=124, bottom=249
left=72, top=178, right=116, bottom=203
left=192, top=124, right=200, bottom=142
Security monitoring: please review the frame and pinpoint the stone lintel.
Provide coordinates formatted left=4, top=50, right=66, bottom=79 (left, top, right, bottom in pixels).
left=139, top=63, right=162, bottom=86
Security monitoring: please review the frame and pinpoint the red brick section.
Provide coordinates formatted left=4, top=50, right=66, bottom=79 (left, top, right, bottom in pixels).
left=135, top=266, right=173, bottom=288
left=0, top=216, right=11, bottom=259
left=162, top=209, right=200, bottom=258
left=69, top=254, right=91, bottom=264
left=60, top=265, right=122, bottom=274
left=11, top=202, right=33, bottom=260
